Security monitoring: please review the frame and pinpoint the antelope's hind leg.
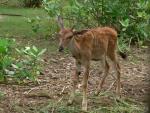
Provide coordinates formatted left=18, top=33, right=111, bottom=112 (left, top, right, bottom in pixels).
left=109, top=53, right=121, bottom=97
left=114, top=61, right=121, bottom=97
left=95, top=59, right=110, bottom=96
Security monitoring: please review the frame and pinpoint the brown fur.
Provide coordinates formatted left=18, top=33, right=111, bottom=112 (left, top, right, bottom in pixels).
left=57, top=17, right=121, bottom=111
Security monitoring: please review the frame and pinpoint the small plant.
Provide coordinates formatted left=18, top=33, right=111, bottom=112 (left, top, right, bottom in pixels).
left=15, top=46, right=46, bottom=82
left=0, top=38, right=15, bottom=81
left=26, top=16, right=41, bottom=33
left=0, top=38, right=46, bottom=83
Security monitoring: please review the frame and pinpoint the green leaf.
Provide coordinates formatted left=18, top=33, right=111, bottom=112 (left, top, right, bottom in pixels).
left=27, top=18, right=32, bottom=23
left=122, top=28, right=126, bottom=31
left=36, top=16, right=41, bottom=21
left=32, top=46, right=38, bottom=52
left=84, top=0, right=88, bottom=3
left=16, top=48, right=21, bottom=53
left=0, top=39, right=9, bottom=54
left=119, top=19, right=129, bottom=27
left=38, top=48, right=47, bottom=56
left=5, top=69, right=15, bottom=75
left=137, top=12, right=143, bottom=17
left=25, top=46, right=30, bottom=51
left=11, top=64, right=19, bottom=69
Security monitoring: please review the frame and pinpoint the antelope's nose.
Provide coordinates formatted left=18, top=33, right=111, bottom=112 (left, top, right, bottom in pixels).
left=58, top=46, right=64, bottom=52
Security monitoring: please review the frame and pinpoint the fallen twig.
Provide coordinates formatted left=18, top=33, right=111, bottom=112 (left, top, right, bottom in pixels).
left=106, top=80, right=116, bottom=92
left=60, top=86, right=69, bottom=95
left=23, top=84, right=49, bottom=94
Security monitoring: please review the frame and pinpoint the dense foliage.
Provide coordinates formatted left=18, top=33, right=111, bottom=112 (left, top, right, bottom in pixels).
left=43, top=0, right=150, bottom=52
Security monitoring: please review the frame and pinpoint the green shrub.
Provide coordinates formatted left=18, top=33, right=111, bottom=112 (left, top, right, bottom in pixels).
left=43, top=0, right=150, bottom=52
left=0, top=38, right=15, bottom=81
left=16, top=46, right=46, bottom=81
left=0, top=38, right=46, bottom=83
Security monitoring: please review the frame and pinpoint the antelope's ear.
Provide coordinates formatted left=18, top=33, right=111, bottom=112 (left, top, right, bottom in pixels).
left=56, top=15, right=64, bottom=29
left=73, top=29, right=89, bottom=35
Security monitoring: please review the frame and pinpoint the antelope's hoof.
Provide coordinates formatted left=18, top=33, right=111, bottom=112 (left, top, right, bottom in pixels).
left=115, top=90, right=121, bottom=98
left=82, top=102, right=87, bottom=112
left=116, top=94, right=121, bottom=100
left=81, top=106, right=87, bottom=112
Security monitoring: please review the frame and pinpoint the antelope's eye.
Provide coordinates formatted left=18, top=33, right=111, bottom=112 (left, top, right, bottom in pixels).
left=56, top=33, right=61, bottom=38
left=67, top=35, right=72, bottom=39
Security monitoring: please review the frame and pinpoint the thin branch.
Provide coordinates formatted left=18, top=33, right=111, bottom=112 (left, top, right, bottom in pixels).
left=56, top=15, right=64, bottom=29
left=106, top=80, right=116, bottom=92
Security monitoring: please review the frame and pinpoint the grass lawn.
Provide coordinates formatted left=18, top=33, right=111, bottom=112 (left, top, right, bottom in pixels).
left=0, top=6, right=59, bottom=53
left=0, top=7, right=56, bottom=38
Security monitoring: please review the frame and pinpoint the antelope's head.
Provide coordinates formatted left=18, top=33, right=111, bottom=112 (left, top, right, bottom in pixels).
left=57, top=16, right=89, bottom=52
left=57, top=16, right=74, bottom=52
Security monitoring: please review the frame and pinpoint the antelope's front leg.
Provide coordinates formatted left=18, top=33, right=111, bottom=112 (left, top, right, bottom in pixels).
left=82, top=64, right=89, bottom=111
left=68, top=60, right=81, bottom=105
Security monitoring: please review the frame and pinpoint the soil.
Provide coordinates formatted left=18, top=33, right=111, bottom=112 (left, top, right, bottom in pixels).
left=0, top=38, right=149, bottom=113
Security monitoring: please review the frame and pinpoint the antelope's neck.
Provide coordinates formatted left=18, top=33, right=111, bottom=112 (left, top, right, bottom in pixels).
left=69, top=36, right=80, bottom=58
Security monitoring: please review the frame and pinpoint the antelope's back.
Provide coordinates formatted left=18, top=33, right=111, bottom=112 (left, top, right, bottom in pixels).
left=75, top=27, right=118, bottom=60
left=90, top=27, right=118, bottom=60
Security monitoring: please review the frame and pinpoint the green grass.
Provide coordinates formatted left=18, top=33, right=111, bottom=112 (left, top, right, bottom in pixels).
left=0, top=7, right=52, bottom=38
left=0, top=6, right=59, bottom=54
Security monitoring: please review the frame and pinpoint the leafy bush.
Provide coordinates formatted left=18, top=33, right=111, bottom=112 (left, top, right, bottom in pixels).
left=0, top=38, right=46, bottom=83
left=16, top=46, right=46, bottom=81
left=43, top=0, right=150, bottom=52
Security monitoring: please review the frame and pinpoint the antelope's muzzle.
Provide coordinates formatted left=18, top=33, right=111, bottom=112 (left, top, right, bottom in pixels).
left=58, top=46, right=64, bottom=52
